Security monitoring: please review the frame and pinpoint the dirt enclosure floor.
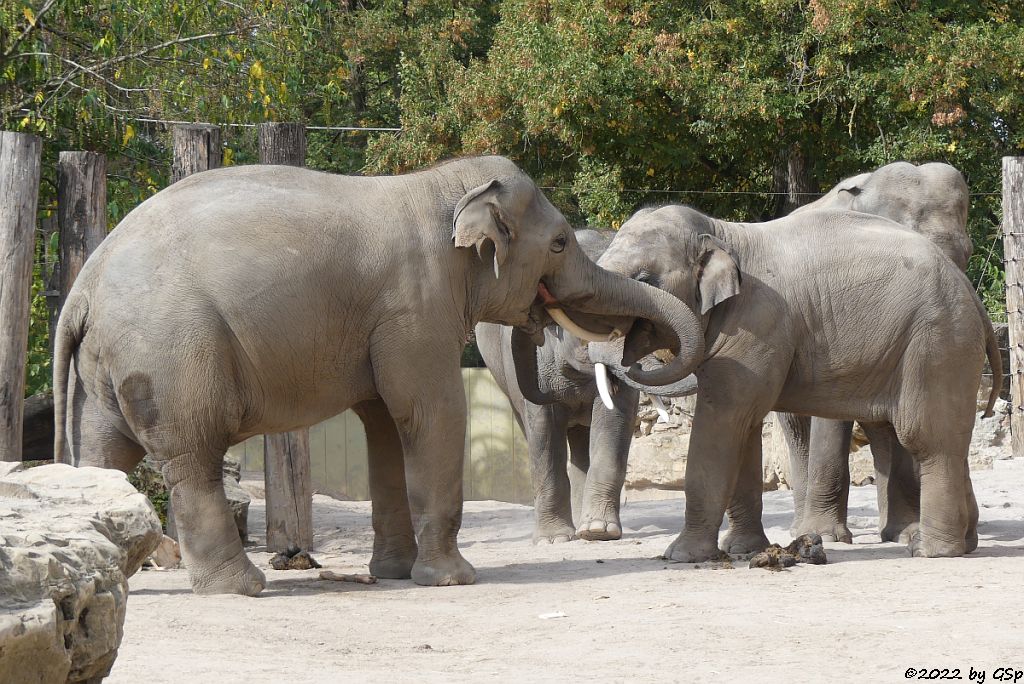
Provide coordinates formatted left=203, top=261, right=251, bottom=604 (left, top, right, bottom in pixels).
left=110, top=459, right=1024, bottom=683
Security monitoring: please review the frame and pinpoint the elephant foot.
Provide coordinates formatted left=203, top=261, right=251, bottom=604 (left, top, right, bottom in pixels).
left=663, top=533, right=722, bottom=563
left=794, top=518, right=853, bottom=544
left=369, top=539, right=418, bottom=579
left=576, top=502, right=622, bottom=541
left=577, top=519, right=622, bottom=542
left=190, top=554, right=266, bottom=596
left=411, top=551, right=477, bottom=586
left=880, top=519, right=918, bottom=544
left=966, top=528, right=978, bottom=554
left=533, top=519, right=578, bottom=544
left=907, top=527, right=966, bottom=558
left=720, top=529, right=770, bottom=557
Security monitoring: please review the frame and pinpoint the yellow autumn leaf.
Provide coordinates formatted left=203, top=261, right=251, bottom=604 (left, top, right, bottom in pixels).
left=23, top=6, right=35, bottom=25
left=203, top=57, right=211, bottom=70
left=646, top=167, right=655, bottom=176
left=223, top=147, right=234, bottom=166
left=947, top=141, right=957, bottom=152
left=250, top=61, right=264, bottom=80
left=122, top=124, right=135, bottom=146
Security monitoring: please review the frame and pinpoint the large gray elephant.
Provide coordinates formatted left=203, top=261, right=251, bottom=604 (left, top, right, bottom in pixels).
left=52, top=156, right=700, bottom=595
left=782, top=161, right=972, bottom=544
left=589, top=203, right=1001, bottom=562
left=476, top=230, right=639, bottom=543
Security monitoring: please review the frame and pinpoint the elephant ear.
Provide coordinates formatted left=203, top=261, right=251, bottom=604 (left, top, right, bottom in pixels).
left=452, top=179, right=513, bottom=276
left=696, top=234, right=741, bottom=315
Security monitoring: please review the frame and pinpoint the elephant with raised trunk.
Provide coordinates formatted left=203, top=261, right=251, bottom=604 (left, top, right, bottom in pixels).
left=589, top=203, right=1001, bottom=562
left=53, top=156, right=699, bottom=595
left=782, top=161, right=972, bottom=544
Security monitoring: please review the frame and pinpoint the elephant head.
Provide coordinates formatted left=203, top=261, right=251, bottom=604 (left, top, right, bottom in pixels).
left=791, top=161, right=971, bottom=271
left=584, top=205, right=742, bottom=391
left=448, top=160, right=705, bottom=403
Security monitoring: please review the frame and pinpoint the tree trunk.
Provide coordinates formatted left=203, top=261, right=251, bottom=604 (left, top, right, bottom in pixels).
left=1003, top=156, right=1024, bottom=458
left=258, top=122, right=314, bottom=552
left=21, top=391, right=53, bottom=461
left=0, top=132, right=41, bottom=462
left=171, top=125, right=221, bottom=183
left=770, top=141, right=818, bottom=218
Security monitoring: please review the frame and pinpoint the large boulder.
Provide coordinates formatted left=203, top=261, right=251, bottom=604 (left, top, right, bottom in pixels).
left=0, top=463, right=162, bottom=684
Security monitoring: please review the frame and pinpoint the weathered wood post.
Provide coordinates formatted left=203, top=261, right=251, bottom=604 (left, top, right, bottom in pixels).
left=0, top=132, right=42, bottom=462
left=258, top=122, right=314, bottom=553
left=52, top=151, right=108, bottom=463
left=1002, top=156, right=1024, bottom=459
left=171, top=124, right=221, bottom=182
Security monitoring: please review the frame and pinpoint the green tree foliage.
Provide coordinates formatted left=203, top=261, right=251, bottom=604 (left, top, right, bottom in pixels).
left=2, top=0, right=1022, bottom=397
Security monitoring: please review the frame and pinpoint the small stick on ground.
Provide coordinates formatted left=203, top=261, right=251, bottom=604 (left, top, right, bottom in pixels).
left=319, top=571, right=378, bottom=584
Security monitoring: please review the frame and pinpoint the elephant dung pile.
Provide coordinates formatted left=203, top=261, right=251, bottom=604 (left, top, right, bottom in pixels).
left=0, top=462, right=162, bottom=684
left=748, top=534, right=828, bottom=571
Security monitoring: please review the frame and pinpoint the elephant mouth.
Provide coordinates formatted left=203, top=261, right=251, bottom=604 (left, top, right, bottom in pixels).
left=533, top=281, right=626, bottom=343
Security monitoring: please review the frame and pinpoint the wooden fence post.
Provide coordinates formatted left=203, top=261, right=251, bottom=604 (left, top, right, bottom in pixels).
left=52, top=151, right=108, bottom=463
left=1003, top=156, right=1024, bottom=459
left=0, top=132, right=42, bottom=462
left=258, top=122, right=314, bottom=552
left=171, top=124, right=221, bottom=183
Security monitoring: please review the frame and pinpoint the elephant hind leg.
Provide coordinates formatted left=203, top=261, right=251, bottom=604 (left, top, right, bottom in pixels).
left=798, top=418, right=854, bottom=543
left=354, top=399, right=417, bottom=579
left=566, top=426, right=590, bottom=527
left=861, top=422, right=920, bottom=544
left=161, top=446, right=266, bottom=595
left=67, top=373, right=146, bottom=472
left=891, top=419, right=974, bottom=558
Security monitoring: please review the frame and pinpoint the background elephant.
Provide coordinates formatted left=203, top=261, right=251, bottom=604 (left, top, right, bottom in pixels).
left=590, top=204, right=1000, bottom=562
left=53, top=156, right=702, bottom=595
left=781, top=161, right=971, bottom=543
left=477, top=230, right=639, bottom=544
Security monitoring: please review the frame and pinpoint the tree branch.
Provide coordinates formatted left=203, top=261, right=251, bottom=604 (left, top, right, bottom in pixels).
left=2, top=0, right=59, bottom=60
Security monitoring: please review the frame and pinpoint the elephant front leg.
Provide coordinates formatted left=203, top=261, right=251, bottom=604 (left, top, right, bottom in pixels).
left=384, top=377, right=476, bottom=586
left=576, top=388, right=638, bottom=541
left=163, top=451, right=266, bottom=596
left=721, top=420, right=770, bottom=556
left=524, top=403, right=577, bottom=544
left=566, top=426, right=590, bottom=527
left=664, top=400, right=753, bottom=564
left=798, top=418, right=854, bottom=543
left=777, top=411, right=811, bottom=536
left=355, top=399, right=417, bottom=579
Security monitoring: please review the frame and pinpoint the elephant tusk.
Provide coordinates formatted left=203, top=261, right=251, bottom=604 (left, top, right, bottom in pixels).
left=650, top=394, right=671, bottom=423
left=594, top=363, right=615, bottom=410
left=545, top=307, right=623, bottom=343
left=494, top=257, right=500, bottom=280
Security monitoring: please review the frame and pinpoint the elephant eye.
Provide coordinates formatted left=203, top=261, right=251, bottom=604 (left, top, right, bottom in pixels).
left=551, top=234, right=567, bottom=253
left=633, top=269, right=660, bottom=288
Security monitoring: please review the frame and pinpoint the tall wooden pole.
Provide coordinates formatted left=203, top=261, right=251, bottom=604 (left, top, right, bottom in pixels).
left=52, top=151, right=108, bottom=463
left=1003, top=156, right=1024, bottom=459
left=57, top=152, right=107, bottom=313
left=258, top=122, right=314, bottom=552
left=171, top=124, right=221, bottom=183
left=0, top=132, right=42, bottom=462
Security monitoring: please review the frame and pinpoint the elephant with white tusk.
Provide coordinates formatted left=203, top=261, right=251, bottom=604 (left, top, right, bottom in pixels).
left=53, top=157, right=701, bottom=596
left=589, top=203, right=1001, bottom=562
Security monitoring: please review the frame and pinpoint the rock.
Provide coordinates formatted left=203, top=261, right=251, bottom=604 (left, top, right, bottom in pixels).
left=149, top=534, right=181, bottom=569
left=0, top=463, right=162, bottom=684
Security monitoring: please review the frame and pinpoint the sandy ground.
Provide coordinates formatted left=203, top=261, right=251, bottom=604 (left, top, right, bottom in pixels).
left=109, top=459, right=1024, bottom=683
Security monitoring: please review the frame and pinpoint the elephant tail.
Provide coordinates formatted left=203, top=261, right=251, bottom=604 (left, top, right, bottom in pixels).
left=980, top=308, right=1002, bottom=419
left=53, top=294, right=88, bottom=464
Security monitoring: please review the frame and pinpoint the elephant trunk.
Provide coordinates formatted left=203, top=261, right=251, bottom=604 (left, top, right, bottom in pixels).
left=550, top=249, right=705, bottom=386
left=510, top=328, right=558, bottom=405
